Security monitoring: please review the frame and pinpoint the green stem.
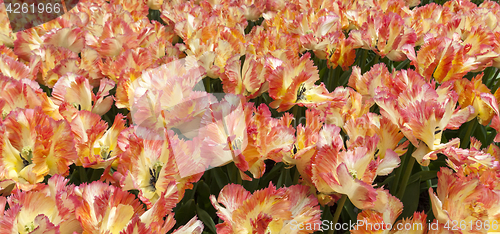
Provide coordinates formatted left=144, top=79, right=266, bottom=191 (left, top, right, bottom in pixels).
left=373, top=54, right=380, bottom=65
left=491, top=69, right=500, bottom=93
left=89, top=169, right=102, bottom=182
left=390, top=143, right=414, bottom=195
left=79, top=167, right=88, bottom=183
left=237, top=172, right=242, bottom=184
left=483, top=67, right=494, bottom=86
left=68, top=168, right=76, bottom=184
left=327, top=67, right=335, bottom=92
left=334, top=67, right=342, bottom=88
left=227, top=162, right=241, bottom=184
left=320, top=59, right=327, bottom=83
left=293, top=167, right=300, bottom=184
left=204, top=77, right=211, bottom=93
left=292, top=105, right=299, bottom=127
left=277, top=168, right=286, bottom=188
left=421, top=166, right=433, bottom=190
left=329, top=194, right=348, bottom=234
left=259, top=94, right=264, bottom=106
left=359, top=49, right=368, bottom=73
left=396, top=155, right=415, bottom=199
left=460, top=119, right=477, bottom=148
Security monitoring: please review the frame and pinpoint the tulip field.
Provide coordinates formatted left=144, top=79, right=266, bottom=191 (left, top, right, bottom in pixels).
left=0, top=0, right=500, bottom=233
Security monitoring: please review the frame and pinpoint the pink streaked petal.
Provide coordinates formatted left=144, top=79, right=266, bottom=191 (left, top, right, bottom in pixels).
left=0, top=54, right=31, bottom=80
left=121, top=216, right=151, bottom=234
left=481, top=92, right=500, bottom=116
left=43, top=27, right=85, bottom=54
left=51, top=73, right=93, bottom=110
left=210, top=183, right=251, bottom=224
left=492, top=116, right=500, bottom=142
left=415, top=138, right=460, bottom=166
left=168, top=133, right=208, bottom=179
left=281, top=184, right=322, bottom=230
left=445, top=105, right=475, bottom=129
left=92, top=96, right=113, bottom=116
left=428, top=187, right=451, bottom=223
left=0, top=196, right=6, bottom=217
left=171, top=216, right=204, bottom=234
left=31, top=215, right=59, bottom=234
left=335, top=163, right=377, bottom=210
left=376, top=149, right=401, bottom=176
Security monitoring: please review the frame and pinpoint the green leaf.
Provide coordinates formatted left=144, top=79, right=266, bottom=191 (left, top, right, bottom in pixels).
left=197, top=181, right=212, bottom=201
left=259, top=162, right=283, bottom=188
left=175, top=199, right=197, bottom=225
left=400, top=178, right=421, bottom=220
left=426, top=202, right=435, bottom=223
left=89, top=168, right=105, bottom=182
left=459, top=119, right=478, bottom=148
left=343, top=198, right=358, bottom=223
left=184, top=181, right=198, bottom=201
left=197, top=205, right=217, bottom=234
left=321, top=205, right=334, bottom=222
left=390, top=144, right=414, bottom=195
left=284, top=168, right=293, bottom=187
left=377, top=174, right=395, bottom=187
left=487, top=129, right=497, bottom=146
left=79, top=167, right=88, bottom=183
left=277, top=169, right=285, bottom=188
left=319, top=64, right=328, bottom=81
left=226, top=162, right=241, bottom=184
left=427, top=160, right=448, bottom=172
left=242, top=176, right=260, bottom=193
left=408, top=170, right=438, bottom=184
left=395, top=59, right=410, bottom=70
left=196, top=180, right=217, bottom=213
left=338, top=67, right=352, bottom=87
left=212, top=167, right=229, bottom=190
left=475, top=124, right=488, bottom=146
left=277, top=167, right=291, bottom=188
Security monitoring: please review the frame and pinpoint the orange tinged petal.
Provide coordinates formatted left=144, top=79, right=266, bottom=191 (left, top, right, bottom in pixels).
left=75, top=181, right=145, bottom=233
left=0, top=108, right=77, bottom=190
left=210, top=183, right=321, bottom=233
left=312, top=145, right=378, bottom=209
left=13, top=28, right=43, bottom=62
left=243, top=104, right=295, bottom=178
left=412, top=36, right=478, bottom=83
left=43, top=27, right=85, bottom=54
left=220, top=53, right=268, bottom=98
left=391, top=212, right=427, bottom=234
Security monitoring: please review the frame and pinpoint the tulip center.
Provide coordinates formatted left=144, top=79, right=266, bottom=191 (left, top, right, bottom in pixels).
left=2, top=110, right=8, bottom=119
left=469, top=201, right=487, bottom=217
left=19, top=146, right=33, bottom=168
left=100, top=145, right=112, bottom=160
left=71, top=102, right=82, bottom=110
left=349, top=168, right=358, bottom=179
left=291, top=144, right=298, bottom=154
left=24, top=221, right=36, bottom=232
left=149, top=162, right=163, bottom=189
left=231, top=138, right=243, bottom=151
left=296, top=83, right=307, bottom=101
